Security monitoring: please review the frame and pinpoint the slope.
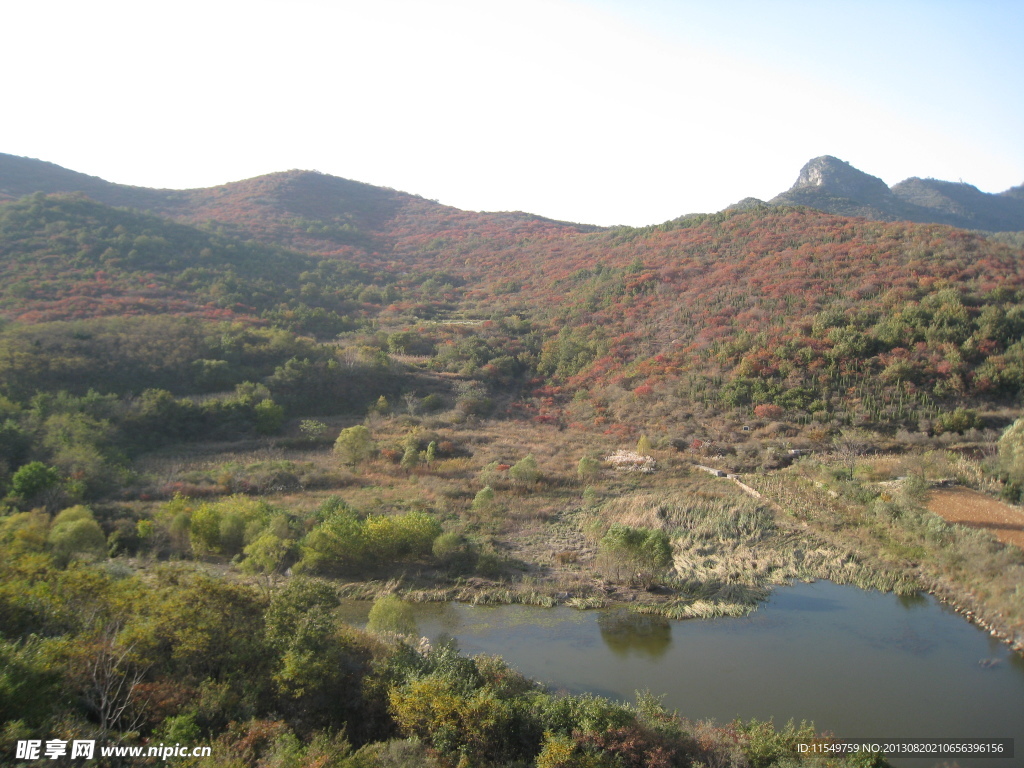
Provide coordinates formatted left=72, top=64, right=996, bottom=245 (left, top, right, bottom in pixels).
left=2, top=153, right=1024, bottom=438
left=770, top=156, right=1024, bottom=232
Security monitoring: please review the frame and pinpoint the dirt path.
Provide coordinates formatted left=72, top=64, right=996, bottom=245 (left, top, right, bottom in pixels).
left=926, top=486, right=1024, bottom=550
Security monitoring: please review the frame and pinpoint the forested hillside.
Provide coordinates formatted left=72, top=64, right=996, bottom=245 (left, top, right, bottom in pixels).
left=3, top=157, right=1024, bottom=446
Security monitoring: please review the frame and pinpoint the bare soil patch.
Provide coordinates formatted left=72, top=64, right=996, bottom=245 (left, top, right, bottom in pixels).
left=927, top=486, right=1024, bottom=550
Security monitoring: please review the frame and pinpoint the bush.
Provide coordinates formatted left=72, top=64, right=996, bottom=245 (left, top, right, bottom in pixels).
left=998, top=417, right=1024, bottom=501
left=472, top=486, right=497, bottom=514
left=254, top=399, right=285, bottom=435
left=509, top=454, right=540, bottom=486
left=735, top=718, right=818, bottom=768
left=10, top=462, right=59, bottom=500
left=420, top=393, right=444, bottom=413
left=389, top=676, right=538, bottom=763
left=298, top=419, right=328, bottom=441
left=577, top=456, right=601, bottom=483
left=934, top=407, right=981, bottom=435
left=298, top=510, right=441, bottom=575
left=367, top=595, right=417, bottom=636
left=598, top=525, right=672, bottom=588
left=48, top=506, right=106, bottom=565
left=753, top=404, right=784, bottom=420
left=432, top=532, right=477, bottom=574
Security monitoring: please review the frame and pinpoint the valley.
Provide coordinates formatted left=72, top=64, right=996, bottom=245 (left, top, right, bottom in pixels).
left=2, top=152, right=1023, bottom=767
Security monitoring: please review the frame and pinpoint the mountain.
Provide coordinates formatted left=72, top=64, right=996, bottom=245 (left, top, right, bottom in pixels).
left=769, top=155, right=1024, bottom=231
left=0, top=153, right=597, bottom=260
left=2, top=150, right=1024, bottom=431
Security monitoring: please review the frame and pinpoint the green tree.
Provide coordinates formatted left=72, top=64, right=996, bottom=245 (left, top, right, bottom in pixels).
left=334, top=425, right=374, bottom=467
left=598, top=525, right=672, bottom=588
left=400, top=446, right=419, bottom=472
left=299, top=419, right=328, bottom=441
left=998, top=417, right=1024, bottom=502
left=264, top=577, right=340, bottom=652
left=254, top=398, right=285, bottom=435
left=10, top=462, right=59, bottom=501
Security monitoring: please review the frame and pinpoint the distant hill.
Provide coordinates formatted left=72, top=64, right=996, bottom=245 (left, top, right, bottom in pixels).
left=3, top=150, right=1024, bottom=426
left=767, top=156, right=1024, bottom=232
left=0, top=153, right=597, bottom=259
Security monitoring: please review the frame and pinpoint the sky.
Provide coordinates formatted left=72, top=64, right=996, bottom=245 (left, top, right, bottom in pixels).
left=3, top=0, right=1022, bottom=227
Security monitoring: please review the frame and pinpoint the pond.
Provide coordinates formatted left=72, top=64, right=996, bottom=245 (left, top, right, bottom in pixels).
left=342, top=581, right=1024, bottom=767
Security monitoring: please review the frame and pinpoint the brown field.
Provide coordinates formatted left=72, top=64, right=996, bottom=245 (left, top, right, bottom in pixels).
left=926, top=486, right=1024, bottom=550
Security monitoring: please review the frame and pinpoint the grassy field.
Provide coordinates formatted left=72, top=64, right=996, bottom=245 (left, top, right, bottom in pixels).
left=114, top=409, right=1024, bottom=654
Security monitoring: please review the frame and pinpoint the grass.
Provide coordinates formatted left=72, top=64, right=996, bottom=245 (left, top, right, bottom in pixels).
left=119, top=411, right=1022, bottom=652
left=748, top=461, right=1024, bottom=650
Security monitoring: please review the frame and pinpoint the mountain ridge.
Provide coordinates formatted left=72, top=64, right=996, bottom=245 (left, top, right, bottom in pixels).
left=4, top=151, right=1023, bottom=233
left=2, top=150, right=1024, bottom=443
left=769, top=155, right=1024, bottom=231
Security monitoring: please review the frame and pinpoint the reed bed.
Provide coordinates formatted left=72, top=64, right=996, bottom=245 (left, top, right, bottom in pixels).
left=597, top=477, right=925, bottom=618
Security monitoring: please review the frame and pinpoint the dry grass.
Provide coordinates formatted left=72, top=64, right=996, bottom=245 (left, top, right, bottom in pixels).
left=124, top=414, right=996, bottom=629
left=748, top=462, right=1024, bottom=651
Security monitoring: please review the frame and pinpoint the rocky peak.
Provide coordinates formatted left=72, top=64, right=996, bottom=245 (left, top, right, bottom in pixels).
left=790, top=156, right=891, bottom=200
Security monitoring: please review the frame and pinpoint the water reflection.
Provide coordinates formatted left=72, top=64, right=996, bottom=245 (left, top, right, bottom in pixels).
left=896, top=592, right=928, bottom=610
left=341, top=583, right=1024, bottom=767
left=597, top=609, right=672, bottom=658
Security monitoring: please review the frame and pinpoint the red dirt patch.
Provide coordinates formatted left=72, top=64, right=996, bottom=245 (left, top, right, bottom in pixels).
left=926, top=486, right=1024, bottom=550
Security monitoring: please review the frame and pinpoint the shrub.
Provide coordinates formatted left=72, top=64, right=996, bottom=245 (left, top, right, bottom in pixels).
left=735, top=718, right=818, bottom=768
left=997, top=417, right=1024, bottom=502
left=254, top=398, right=285, bottom=435
left=400, top=447, right=419, bottom=472
left=472, top=486, right=497, bottom=513
left=432, top=532, right=477, bottom=574
left=753, top=404, right=784, bottom=420
left=298, top=510, right=441, bottom=575
left=10, top=462, right=59, bottom=500
left=420, top=393, right=444, bottom=413
left=509, top=454, right=540, bottom=485
left=934, top=407, right=981, bottom=435
left=598, top=525, right=672, bottom=588
left=577, top=456, right=601, bottom=483
left=367, top=595, right=417, bottom=636
left=242, top=531, right=297, bottom=579
left=363, top=512, right=442, bottom=561
left=47, top=506, right=107, bottom=565
left=389, top=676, right=537, bottom=763
left=298, top=419, right=328, bottom=441
left=537, top=732, right=617, bottom=768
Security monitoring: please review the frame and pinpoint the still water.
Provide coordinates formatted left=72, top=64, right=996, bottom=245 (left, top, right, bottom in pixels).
left=342, top=581, right=1024, bottom=767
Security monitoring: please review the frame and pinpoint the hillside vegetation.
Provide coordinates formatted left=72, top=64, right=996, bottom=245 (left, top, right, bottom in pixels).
left=1, top=154, right=1022, bottom=767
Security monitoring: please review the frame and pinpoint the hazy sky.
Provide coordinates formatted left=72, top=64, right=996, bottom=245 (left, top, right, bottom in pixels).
left=4, top=0, right=1022, bottom=226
